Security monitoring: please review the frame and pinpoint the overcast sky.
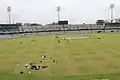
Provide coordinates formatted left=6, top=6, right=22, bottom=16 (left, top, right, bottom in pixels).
left=0, top=0, right=120, bottom=24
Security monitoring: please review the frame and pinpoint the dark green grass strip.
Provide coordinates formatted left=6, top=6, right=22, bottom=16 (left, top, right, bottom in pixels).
left=0, top=69, right=120, bottom=80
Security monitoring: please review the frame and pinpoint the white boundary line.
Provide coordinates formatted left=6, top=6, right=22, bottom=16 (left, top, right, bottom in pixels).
left=61, top=37, right=90, bottom=40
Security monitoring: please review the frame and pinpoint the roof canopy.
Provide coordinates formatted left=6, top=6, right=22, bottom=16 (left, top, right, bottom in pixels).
left=0, top=24, right=22, bottom=27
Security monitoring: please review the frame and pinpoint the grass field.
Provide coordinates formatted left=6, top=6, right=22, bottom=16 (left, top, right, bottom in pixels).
left=0, top=34, right=120, bottom=80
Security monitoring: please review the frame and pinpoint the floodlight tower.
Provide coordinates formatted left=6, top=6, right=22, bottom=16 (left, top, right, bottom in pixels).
left=7, top=6, right=11, bottom=24
left=57, top=6, right=60, bottom=23
left=110, top=4, right=115, bottom=23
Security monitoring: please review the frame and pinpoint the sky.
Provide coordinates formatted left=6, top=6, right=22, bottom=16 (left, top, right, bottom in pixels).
left=0, top=0, right=120, bottom=24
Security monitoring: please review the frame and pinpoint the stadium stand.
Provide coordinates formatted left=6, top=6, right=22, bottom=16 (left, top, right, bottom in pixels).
left=0, top=23, right=120, bottom=36
left=0, top=24, right=21, bottom=33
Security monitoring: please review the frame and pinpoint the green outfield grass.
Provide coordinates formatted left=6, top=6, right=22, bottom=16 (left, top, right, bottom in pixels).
left=0, top=34, right=120, bottom=80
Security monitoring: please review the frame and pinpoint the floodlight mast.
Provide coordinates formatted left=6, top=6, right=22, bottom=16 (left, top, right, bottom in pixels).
left=7, top=6, right=11, bottom=24
left=57, top=6, right=60, bottom=23
left=110, top=4, right=114, bottom=23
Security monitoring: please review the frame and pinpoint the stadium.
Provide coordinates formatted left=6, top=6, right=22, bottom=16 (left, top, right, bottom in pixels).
left=0, top=3, right=120, bottom=80
left=0, top=21, right=120, bottom=80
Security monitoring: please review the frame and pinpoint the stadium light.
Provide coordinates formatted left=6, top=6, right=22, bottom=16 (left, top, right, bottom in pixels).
left=57, top=6, right=60, bottom=23
left=7, top=6, right=12, bottom=24
left=109, top=4, right=115, bottom=23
